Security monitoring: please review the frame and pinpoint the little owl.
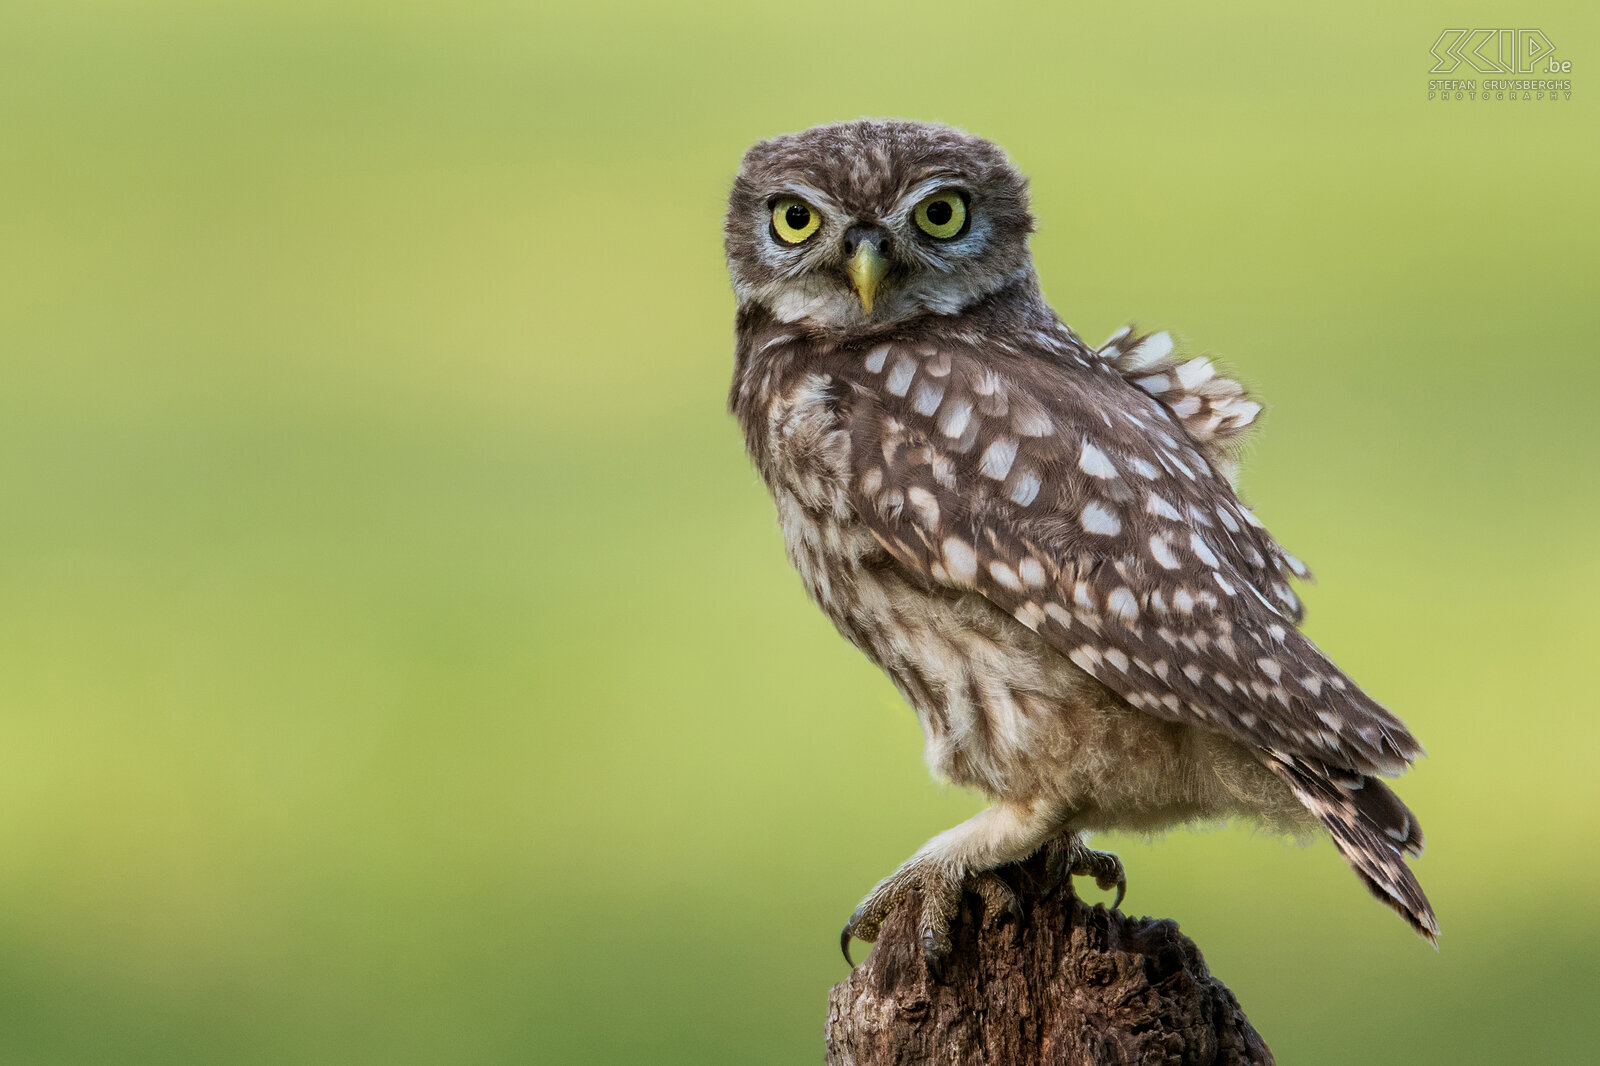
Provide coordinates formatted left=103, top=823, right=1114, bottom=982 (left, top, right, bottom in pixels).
left=723, top=119, right=1436, bottom=971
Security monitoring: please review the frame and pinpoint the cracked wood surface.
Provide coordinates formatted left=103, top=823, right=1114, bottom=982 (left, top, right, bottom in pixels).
left=825, top=855, right=1274, bottom=1066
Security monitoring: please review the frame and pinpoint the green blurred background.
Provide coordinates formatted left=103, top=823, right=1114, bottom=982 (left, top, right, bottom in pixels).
left=1, top=1, right=1596, bottom=1062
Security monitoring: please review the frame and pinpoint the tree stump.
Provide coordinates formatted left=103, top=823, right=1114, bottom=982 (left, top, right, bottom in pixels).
left=825, top=853, right=1273, bottom=1065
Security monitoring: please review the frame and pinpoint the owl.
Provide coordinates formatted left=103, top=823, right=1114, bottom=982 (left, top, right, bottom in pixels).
left=724, top=119, right=1436, bottom=972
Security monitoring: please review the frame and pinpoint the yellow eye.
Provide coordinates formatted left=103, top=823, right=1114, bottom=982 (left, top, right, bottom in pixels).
left=771, top=197, right=822, bottom=244
left=914, top=190, right=967, bottom=239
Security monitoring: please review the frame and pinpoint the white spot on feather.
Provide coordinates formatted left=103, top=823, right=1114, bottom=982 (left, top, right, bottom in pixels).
left=885, top=355, right=917, bottom=396
left=1013, top=407, right=1055, bottom=437
left=1008, top=468, right=1041, bottom=506
left=912, top=380, right=945, bottom=416
left=1175, top=357, right=1215, bottom=390
left=1234, top=399, right=1263, bottom=424
left=1146, top=493, right=1182, bottom=521
left=1149, top=535, right=1180, bottom=569
left=1130, top=331, right=1174, bottom=366
left=989, top=560, right=1022, bottom=591
left=906, top=486, right=940, bottom=529
left=1079, top=441, right=1119, bottom=479
left=942, top=538, right=977, bottom=585
left=1106, top=586, right=1139, bottom=622
left=1081, top=502, right=1122, bottom=536
left=1170, top=396, right=1202, bottom=418
left=979, top=438, right=1017, bottom=480
left=1069, top=646, right=1103, bottom=672
left=1189, top=533, right=1220, bottom=567
left=937, top=397, right=973, bottom=439
left=1018, top=558, right=1047, bottom=588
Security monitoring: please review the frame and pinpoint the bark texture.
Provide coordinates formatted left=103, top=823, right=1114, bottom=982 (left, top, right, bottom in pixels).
left=825, top=855, right=1273, bottom=1066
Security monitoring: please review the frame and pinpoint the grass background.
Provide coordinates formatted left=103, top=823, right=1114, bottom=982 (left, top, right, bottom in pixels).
left=1, top=1, right=1596, bottom=1062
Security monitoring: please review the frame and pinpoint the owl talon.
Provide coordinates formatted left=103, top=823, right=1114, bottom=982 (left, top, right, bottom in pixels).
left=840, top=859, right=996, bottom=978
left=1046, top=834, right=1128, bottom=910
left=839, top=886, right=902, bottom=968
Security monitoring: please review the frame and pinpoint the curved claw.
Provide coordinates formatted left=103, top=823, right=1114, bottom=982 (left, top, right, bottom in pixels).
left=1086, top=854, right=1128, bottom=910
left=1044, top=834, right=1128, bottom=910
left=836, top=860, right=982, bottom=979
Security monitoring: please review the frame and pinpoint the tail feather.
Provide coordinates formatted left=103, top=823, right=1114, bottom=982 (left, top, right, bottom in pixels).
left=1267, top=751, right=1439, bottom=944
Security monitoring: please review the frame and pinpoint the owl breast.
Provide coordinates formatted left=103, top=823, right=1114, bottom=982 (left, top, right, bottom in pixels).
left=756, top=369, right=1299, bottom=827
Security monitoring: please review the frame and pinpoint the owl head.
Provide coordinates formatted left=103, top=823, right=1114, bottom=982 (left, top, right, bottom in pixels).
left=724, top=119, right=1035, bottom=332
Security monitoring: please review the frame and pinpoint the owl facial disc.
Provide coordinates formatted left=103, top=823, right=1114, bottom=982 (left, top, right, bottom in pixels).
left=725, top=120, right=1040, bottom=327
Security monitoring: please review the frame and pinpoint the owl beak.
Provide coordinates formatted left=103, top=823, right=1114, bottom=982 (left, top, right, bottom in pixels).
left=843, top=231, right=889, bottom=314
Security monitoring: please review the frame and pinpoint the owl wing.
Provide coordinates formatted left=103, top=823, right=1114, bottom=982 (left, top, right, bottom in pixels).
left=1093, top=325, right=1279, bottom=496
left=838, top=337, right=1420, bottom=776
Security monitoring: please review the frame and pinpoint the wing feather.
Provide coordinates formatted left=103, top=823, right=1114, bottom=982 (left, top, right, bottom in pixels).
left=840, top=338, right=1420, bottom=775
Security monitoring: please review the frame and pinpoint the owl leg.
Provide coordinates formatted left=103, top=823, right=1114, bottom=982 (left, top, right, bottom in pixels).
left=840, top=798, right=1063, bottom=977
left=1043, top=832, right=1127, bottom=909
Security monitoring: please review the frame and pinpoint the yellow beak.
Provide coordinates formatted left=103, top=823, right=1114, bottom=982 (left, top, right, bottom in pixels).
left=845, top=244, right=887, bottom=314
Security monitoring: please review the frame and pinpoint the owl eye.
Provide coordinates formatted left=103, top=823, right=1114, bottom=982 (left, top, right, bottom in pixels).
left=770, top=197, right=822, bottom=244
left=913, top=190, right=968, bottom=239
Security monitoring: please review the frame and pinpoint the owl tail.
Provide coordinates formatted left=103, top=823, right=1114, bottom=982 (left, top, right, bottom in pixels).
left=1266, top=752, right=1440, bottom=945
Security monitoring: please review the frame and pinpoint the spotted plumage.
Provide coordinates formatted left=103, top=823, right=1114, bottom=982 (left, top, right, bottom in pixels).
left=725, top=119, right=1437, bottom=962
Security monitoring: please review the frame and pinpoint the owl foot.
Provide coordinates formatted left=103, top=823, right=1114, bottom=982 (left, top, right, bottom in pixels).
left=1045, top=834, right=1127, bottom=910
left=840, top=863, right=1021, bottom=978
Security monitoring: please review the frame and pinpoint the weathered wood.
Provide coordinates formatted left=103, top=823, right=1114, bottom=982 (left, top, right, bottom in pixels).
left=825, top=854, right=1273, bottom=1066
